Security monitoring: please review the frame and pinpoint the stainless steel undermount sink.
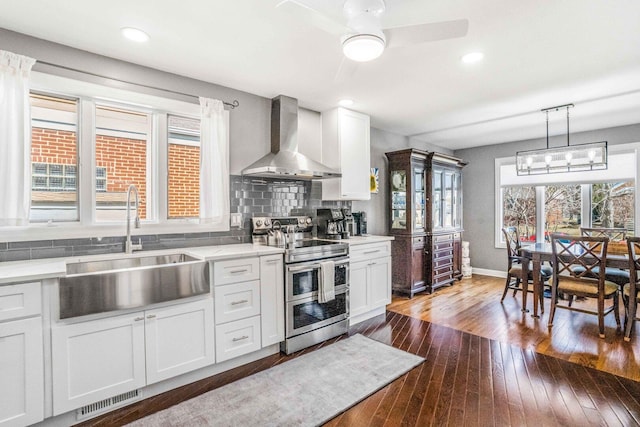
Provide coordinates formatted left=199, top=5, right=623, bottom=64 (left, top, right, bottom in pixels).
left=59, top=252, right=209, bottom=320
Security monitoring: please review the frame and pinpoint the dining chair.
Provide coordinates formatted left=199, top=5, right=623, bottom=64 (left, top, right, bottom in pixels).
left=578, top=227, right=630, bottom=287
left=624, top=237, right=640, bottom=341
left=548, top=233, right=621, bottom=339
left=501, top=227, right=552, bottom=310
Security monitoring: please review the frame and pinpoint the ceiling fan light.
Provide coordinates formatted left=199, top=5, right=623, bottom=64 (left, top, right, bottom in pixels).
left=342, top=34, right=385, bottom=62
left=121, top=27, right=149, bottom=43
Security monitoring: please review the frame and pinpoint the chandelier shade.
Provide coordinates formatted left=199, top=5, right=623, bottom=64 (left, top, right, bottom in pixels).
left=516, top=141, right=608, bottom=175
left=515, top=103, right=608, bottom=176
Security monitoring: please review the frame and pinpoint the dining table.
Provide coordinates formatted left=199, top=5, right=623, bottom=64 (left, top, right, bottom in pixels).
left=519, top=242, right=629, bottom=318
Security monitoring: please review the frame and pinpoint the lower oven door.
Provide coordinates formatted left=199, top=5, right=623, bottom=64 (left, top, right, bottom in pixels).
left=285, top=287, right=348, bottom=338
left=286, top=256, right=349, bottom=302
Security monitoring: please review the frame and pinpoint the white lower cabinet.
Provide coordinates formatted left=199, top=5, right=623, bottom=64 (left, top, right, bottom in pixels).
left=349, top=242, right=392, bottom=324
left=145, top=299, right=215, bottom=384
left=0, top=316, right=44, bottom=427
left=52, top=298, right=214, bottom=415
left=260, top=255, right=284, bottom=347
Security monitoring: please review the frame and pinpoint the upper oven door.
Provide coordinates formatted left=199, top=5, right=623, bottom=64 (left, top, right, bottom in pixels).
left=286, top=256, right=349, bottom=302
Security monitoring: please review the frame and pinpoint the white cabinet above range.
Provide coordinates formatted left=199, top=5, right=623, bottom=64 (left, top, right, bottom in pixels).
left=321, top=107, right=371, bottom=201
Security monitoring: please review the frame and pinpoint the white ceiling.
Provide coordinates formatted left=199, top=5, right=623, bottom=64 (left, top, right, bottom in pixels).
left=1, top=0, right=640, bottom=150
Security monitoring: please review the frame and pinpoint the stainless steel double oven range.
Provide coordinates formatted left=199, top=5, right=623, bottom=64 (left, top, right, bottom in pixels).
left=252, top=216, right=349, bottom=354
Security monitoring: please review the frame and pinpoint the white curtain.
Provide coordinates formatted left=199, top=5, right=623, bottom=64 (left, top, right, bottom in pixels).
left=199, top=97, right=230, bottom=228
left=0, top=50, right=36, bottom=226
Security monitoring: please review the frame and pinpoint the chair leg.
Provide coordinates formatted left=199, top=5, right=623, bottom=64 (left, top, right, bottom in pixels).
left=501, top=275, right=511, bottom=302
left=625, top=298, right=637, bottom=342
left=598, top=294, right=605, bottom=339
left=567, top=294, right=574, bottom=307
left=613, top=293, right=621, bottom=332
left=548, top=285, right=557, bottom=328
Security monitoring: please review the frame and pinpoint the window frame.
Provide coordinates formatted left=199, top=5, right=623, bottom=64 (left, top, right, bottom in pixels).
left=495, top=143, right=640, bottom=248
left=0, top=72, right=229, bottom=241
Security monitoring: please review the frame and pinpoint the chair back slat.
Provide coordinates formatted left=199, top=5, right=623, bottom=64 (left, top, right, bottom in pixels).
left=550, top=234, right=608, bottom=287
left=581, top=227, right=627, bottom=241
left=626, top=236, right=640, bottom=285
left=502, top=227, right=520, bottom=260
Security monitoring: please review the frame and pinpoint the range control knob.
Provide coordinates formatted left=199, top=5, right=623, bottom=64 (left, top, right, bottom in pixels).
left=264, top=219, right=271, bottom=227
left=255, top=219, right=263, bottom=227
left=306, top=217, right=312, bottom=224
left=298, top=218, right=305, bottom=225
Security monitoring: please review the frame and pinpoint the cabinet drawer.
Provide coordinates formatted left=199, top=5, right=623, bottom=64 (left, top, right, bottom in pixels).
left=434, top=266, right=454, bottom=283
left=215, top=316, right=261, bottom=362
left=433, top=234, right=454, bottom=244
left=433, top=247, right=454, bottom=260
left=350, top=242, right=391, bottom=263
left=412, top=236, right=425, bottom=245
left=433, top=257, right=453, bottom=269
left=434, top=240, right=454, bottom=251
left=0, top=282, right=41, bottom=322
left=214, top=280, right=261, bottom=324
left=213, top=257, right=259, bottom=286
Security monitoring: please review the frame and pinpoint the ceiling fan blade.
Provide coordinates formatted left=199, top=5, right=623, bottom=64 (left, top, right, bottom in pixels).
left=334, top=57, right=359, bottom=83
left=277, top=0, right=348, bottom=35
left=384, top=19, right=469, bottom=48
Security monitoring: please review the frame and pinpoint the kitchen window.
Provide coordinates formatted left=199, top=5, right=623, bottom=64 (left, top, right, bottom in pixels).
left=0, top=72, right=229, bottom=241
left=496, top=147, right=639, bottom=246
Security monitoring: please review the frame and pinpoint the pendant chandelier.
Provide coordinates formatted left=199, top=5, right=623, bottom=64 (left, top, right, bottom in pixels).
left=515, top=104, right=608, bottom=175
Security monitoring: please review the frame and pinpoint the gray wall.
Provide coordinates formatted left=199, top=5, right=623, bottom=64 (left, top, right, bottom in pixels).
left=0, top=28, right=271, bottom=176
left=454, top=123, right=640, bottom=272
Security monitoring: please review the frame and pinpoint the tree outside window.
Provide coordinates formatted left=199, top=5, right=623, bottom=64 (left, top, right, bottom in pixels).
left=502, top=186, right=536, bottom=241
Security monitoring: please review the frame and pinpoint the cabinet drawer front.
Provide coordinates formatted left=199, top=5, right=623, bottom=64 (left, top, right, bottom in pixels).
left=350, top=242, right=391, bottom=263
left=215, top=316, right=261, bottom=362
left=433, top=234, right=454, bottom=244
left=214, top=281, right=261, bottom=324
left=434, top=240, right=454, bottom=250
left=214, top=258, right=259, bottom=286
left=434, top=265, right=454, bottom=281
left=433, top=257, right=453, bottom=269
left=412, top=236, right=425, bottom=245
left=433, top=247, right=454, bottom=260
left=0, top=281, right=41, bottom=322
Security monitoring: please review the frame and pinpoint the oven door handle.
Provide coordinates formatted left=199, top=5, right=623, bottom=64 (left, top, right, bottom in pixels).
left=287, top=264, right=319, bottom=273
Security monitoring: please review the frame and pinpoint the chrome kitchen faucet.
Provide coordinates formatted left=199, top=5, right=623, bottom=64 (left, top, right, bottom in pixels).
left=125, top=184, right=143, bottom=254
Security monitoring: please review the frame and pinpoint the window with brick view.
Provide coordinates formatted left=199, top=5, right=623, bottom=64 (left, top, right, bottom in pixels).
left=168, top=115, right=201, bottom=219
left=30, top=93, right=79, bottom=222
left=95, top=105, right=150, bottom=222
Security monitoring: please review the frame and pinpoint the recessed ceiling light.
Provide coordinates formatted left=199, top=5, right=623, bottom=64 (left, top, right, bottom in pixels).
left=339, top=99, right=354, bottom=107
left=461, top=52, right=484, bottom=64
left=121, top=27, right=149, bottom=43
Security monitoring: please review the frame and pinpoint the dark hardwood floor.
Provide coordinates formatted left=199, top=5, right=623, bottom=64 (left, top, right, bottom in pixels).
left=80, top=275, right=640, bottom=426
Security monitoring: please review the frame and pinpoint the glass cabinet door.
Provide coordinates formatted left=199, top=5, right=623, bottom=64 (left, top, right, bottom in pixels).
left=444, top=170, right=454, bottom=228
left=414, top=168, right=425, bottom=230
left=391, top=170, right=407, bottom=230
left=433, top=169, right=442, bottom=229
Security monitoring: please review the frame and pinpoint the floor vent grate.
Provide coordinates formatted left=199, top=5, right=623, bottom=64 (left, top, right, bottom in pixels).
left=76, top=389, right=142, bottom=421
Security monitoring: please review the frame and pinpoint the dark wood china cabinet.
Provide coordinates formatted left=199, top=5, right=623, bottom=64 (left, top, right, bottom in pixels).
left=385, top=149, right=467, bottom=297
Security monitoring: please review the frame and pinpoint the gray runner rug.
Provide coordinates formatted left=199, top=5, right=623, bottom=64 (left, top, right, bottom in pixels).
left=127, top=334, right=424, bottom=427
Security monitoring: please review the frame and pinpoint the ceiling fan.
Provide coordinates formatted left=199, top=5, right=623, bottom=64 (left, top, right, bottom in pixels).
left=277, top=0, right=469, bottom=63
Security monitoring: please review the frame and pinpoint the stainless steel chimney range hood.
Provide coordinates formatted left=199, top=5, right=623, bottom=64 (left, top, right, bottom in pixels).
left=241, top=95, right=341, bottom=180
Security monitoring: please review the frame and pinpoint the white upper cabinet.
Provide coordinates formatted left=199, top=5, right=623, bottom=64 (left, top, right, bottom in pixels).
left=321, top=108, right=371, bottom=200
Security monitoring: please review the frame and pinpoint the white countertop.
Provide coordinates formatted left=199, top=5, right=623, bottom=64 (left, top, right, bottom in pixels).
left=0, top=243, right=284, bottom=285
left=0, top=237, right=392, bottom=285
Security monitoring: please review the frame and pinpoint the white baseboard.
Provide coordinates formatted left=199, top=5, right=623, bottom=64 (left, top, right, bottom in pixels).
left=470, top=267, right=506, bottom=278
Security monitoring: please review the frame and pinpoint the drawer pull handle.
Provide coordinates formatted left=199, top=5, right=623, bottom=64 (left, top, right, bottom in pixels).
left=363, top=250, right=380, bottom=255
left=265, top=259, right=279, bottom=264
left=134, top=316, right=144, bottom=322
left=232, top=335, right=249, bottom=342
left=230, top=269, right=248, bottom=274
left=369, top=262, right=377, bottom=266
left=231, top=299, right=249, bottom=306
left=147, top=314, right=156, bottom=319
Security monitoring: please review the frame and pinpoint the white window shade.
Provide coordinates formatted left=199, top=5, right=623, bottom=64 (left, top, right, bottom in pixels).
left=500, top=151, right=636, bottom=187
